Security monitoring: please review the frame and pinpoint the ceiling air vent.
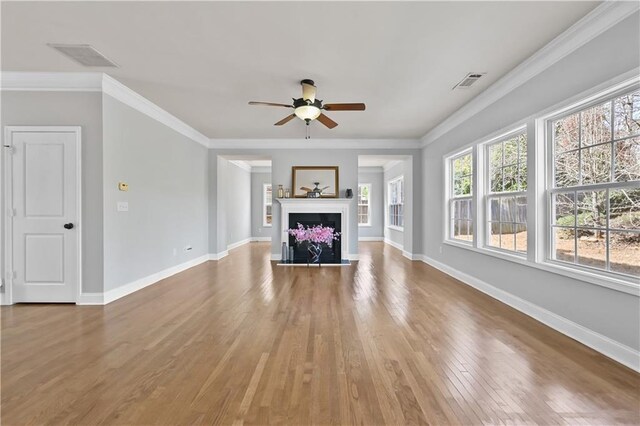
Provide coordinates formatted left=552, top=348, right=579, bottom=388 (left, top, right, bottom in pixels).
left=452, top=72, right=486, bottom=90
left=48, top=44, right=118, bottom=67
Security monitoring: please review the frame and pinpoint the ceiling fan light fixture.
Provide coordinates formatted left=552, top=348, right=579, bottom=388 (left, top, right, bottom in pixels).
left=301, top=79, right=316, bottom=103
left=294, top=105, right=321, bottom=121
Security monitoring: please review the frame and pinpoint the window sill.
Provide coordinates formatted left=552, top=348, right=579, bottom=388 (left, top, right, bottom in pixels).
left=442, top=240, right=639, bottom=296
left=358, top=224, right=372, bottom=227
left=388, top=225, right=404, bottom=232
left=263, top=224, right=272, bottom=228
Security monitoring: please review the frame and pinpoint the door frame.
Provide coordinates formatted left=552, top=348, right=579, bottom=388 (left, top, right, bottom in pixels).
left=3, top=126, right=82, bottom=305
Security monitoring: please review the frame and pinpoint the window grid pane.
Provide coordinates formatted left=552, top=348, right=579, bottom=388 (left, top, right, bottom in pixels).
left=358, top=184, right=371, bottom=225
left=550, top=87, right=640, bottom=280
left=388, top=179, right=403, bottom=228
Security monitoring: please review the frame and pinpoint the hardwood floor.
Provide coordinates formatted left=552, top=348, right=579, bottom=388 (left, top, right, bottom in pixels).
left=2, top=242, right=639, bottom=425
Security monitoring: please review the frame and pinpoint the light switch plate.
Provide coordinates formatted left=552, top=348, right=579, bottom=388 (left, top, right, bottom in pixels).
left=117, top=201, right=129, bottom=212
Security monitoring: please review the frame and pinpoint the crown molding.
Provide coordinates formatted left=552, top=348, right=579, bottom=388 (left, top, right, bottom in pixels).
left=1, top=71, right=102, bottom=91
left=209, top=138, right=421, bottom=150
left=101, top=75, right=210, bottom=147
left=420, top=1, right=640, bottom=147
left=1, top=71, right=211, bottom=148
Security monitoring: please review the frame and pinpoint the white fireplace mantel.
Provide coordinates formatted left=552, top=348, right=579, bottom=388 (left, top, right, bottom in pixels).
left=277, top=198, right=353, bottom=261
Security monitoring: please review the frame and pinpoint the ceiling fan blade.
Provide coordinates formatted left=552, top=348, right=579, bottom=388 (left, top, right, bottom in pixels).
left=274, top=114, right=296, bottom=126
left=316, top=113, right=338, bottom=129
left=249, top=101, right=293, bottom=108
left=323, top=103, right=366, bottom=111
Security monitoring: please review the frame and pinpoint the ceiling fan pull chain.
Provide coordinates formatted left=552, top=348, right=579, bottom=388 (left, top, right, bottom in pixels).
left=306, top=122, right=310, bottom=140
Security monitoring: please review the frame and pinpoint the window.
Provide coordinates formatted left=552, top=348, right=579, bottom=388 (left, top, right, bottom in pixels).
left=448, top=151, right=473, bottom=242
left=548, top=88, right=639, bottom=279
left=486, top=131, right=528, bottom=254
left=358, top=184, right=371, bottom=226
left=263, top=183, right=272, bottom=227
left=388, top=177, right=404, bottom=230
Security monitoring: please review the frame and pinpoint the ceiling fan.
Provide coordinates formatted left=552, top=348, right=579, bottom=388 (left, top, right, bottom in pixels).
left=248, top=79, right=366, bottom=132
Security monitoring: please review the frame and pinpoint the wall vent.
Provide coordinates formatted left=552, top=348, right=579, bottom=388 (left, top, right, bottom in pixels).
left=452, top=72, right=486, bottom=90
left=48, top=44, right=118, bottom=67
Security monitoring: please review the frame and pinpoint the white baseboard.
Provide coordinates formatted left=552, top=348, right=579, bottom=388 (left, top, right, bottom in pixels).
left=227, top=238, right=251, bottom=251
left=77, top=292, right=104, bottom=305
left=383, top=238, right=404, bottom=251
left=77, top=254, right=210, bottom=306
left=359, top=236, right=384, bottom=241
left=419, top=254, right=640, bottom=372
left=347, top=254, right=359, bottom=261
left=209, top=250, right=229, bottom=261
left=402, top=251, right=418, bottom=260
left=251, top=237, right=271, bottom=242
left=270, top=253, right=281, bottom=261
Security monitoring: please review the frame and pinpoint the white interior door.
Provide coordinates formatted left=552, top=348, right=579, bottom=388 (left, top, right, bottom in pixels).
left=8, top=128, right=80, bottom=303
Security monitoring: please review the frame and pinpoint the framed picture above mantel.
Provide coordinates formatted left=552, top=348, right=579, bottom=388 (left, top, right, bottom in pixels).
left=292, top=166, right=339, bottom=198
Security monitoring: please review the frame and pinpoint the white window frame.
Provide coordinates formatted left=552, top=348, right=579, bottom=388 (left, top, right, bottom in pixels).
left=541, top=83, right=640, bottom=286
left=358, top=183, right=372, bottom=227
left=445, top=148, right=474, bottom=245
left=387, top=176, right=404, bottom=231
left=483, top=128, right=528, bottom=256
left=262, top=183, right=272, bottom=227
left=440, top=73, right=640, bottom=296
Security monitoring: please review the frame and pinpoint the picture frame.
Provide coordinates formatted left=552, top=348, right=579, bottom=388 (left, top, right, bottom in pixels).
left=292, top=166, right=339, bottom=198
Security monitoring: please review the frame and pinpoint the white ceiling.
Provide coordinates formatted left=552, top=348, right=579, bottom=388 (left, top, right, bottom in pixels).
left=1, top=1, right=599, bottom=139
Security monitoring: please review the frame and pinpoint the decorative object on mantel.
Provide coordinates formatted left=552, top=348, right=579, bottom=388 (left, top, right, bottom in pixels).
left=277, top=185, right=284, bottom=199
left=288, top=223, right=340, bottom=267
left=284, top=188, right=291, bottom=198
left=345, top=188, right=353, bottom=199
left=292, top=166, right=338, bottom=198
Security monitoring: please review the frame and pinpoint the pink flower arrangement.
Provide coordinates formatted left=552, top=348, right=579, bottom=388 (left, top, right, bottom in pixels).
left=288, top=223, right=340, bottom=247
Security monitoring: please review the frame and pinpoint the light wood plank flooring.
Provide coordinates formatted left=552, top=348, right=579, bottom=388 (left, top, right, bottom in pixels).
left=2, top=242, right=639, bottom=425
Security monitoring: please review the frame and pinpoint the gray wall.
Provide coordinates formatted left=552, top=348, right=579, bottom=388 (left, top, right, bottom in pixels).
left=102, top=95, right=208, bottom=292
left=1, top=91, right=104, bottom=293
left=208, top=148, right=422, bottom=258
left=357, top=168, right=383, bottom=239
left=224, top=161, right=252, bottom=247
left=251, top=171, right=272, bottom=239
left=421, top=13, right=640, bottom=350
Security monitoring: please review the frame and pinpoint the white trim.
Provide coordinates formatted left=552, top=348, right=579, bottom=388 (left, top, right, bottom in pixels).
left=270, top=253, right=281, bottom=261
left=102, top=254, right=209, bottom=305
left=251, top=236, right=271, bottom=242
left=210, top=138, right=421, bottom=150
left=384, top=238, right=403, bottom=251
left=382, top=160, right=403, bottom=172
left=347, top=254, right=359, bottom=261
left=101, top=75, right=210, bottom=147
left=1, top=72, right=102, bottom=92
left=227, top=238, right=251, bottom=251
left=278, top=198, right=352, bottom=262
left=1, top=72, right=211, bottom=148
left=402, top=251, right=418, bottom=260
left=210, top=251, right=229, bottom=261
left=76, top=292, right=105, bottom=305
left=357, top=166, right=384, bottom=174
left=420, top=1, right=640, bottom=147
left=228, top=160, right=252, bottom=173
left=359, top=236, right=384, bottom=242
left=3, top=126, right=82, bottom=305
left=251, top=166, right=272, bottom=174
left=419, top=254, right=640, bottom=372
left=387, top=225, right=404, bottom=232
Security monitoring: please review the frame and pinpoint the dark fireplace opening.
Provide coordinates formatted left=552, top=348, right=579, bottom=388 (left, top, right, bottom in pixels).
left=288, top=213, right=342, bottom=264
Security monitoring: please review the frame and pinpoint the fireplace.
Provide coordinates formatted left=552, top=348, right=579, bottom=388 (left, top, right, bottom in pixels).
left=277, top=198, right=352, bottom=263
left=288, top=213, right=342, bottom=264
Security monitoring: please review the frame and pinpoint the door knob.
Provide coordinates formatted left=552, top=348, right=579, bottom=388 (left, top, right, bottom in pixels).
left=63, top=223, right=74, bottom=230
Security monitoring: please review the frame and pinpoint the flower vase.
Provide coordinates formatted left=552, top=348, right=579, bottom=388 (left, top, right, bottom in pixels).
left=307, top=242, right=322, bottom=266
